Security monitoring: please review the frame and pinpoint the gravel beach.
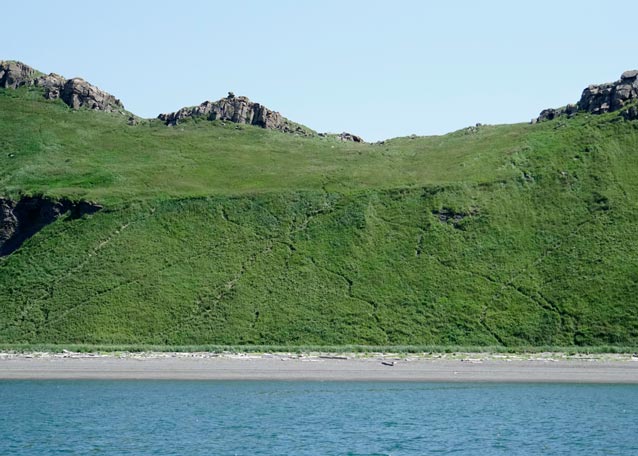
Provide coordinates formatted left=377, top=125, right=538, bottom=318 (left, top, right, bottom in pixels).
left=1, top=352, right=637, bottom=382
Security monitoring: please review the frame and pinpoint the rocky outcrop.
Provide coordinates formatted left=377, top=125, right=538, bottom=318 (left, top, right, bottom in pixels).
left=578, top=70, right=638, bottom=114
left=0, top=61, right=39, bottom=89
left=158, top=93, right=314, bottom=136
left=59, top=78, right=123, bottom=112
left=35, top=72, right=66, bottom=100
left=0, top=60, right=124, bottom=112
left=432, top=207, right=478, bottom=230
left=537, top=70, right=638, bottom=122
left=537, top=104, right=578, bottom=122
left=0, top=199, right=18, bottom=245
left=337, top=132, right=364, bottom=143
left=318, top=132, right=366, bottom=142
left=0, top=196, right=102, bottom=257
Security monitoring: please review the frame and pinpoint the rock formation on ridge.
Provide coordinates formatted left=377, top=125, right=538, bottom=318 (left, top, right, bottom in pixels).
left=337, top=132, right=364, bottom=143
left=0, top=60, right=39, bottom=89
left=0, top=60, right=124, bottom=112
left=158, top=92, right=315, bottom=136
left=2, top=61, right=363, bottom=137
left=58, top=78, right=123, bottom=111
left=537, top=70, right=638, bottom=122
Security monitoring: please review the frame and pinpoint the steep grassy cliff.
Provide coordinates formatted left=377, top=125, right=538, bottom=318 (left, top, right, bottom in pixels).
left=1, top=84, right=637, bottom=347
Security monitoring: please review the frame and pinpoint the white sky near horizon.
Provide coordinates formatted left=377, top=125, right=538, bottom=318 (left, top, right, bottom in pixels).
left=4, top=0, right=638, bottom=141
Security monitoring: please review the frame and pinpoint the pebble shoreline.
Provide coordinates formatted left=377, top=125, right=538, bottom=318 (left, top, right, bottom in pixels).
left=1, top=351, right=637, bottom=383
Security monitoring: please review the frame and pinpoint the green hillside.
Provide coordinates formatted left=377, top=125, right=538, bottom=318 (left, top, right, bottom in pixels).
left=1, top=85, right=638, bottom=347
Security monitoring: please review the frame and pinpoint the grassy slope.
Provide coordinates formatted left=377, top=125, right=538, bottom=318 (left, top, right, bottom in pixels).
left=0, top=87, right=637, bottom=346
left=0, top=88, right=521, bottom=202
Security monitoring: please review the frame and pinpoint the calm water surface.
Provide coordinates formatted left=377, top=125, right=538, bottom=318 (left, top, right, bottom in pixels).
left=0, top=381, right=636, bottom=455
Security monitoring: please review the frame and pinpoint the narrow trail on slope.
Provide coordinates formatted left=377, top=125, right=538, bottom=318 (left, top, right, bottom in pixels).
left=2, top=219, right=135, bottom=335
left=307, top=256, right=388, bottom=343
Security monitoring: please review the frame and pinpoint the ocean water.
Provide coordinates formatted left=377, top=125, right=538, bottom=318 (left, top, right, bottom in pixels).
left=0, top=381, right=637, bottom=455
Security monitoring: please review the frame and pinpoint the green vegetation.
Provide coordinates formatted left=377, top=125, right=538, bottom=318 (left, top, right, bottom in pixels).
left=0, top=87, right=524, bottom=202
left=1, top=87, right=638, bottom=348
left=1, top=343, right=636, bottom=355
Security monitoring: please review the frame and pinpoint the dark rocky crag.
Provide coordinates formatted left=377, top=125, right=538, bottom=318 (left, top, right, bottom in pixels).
left=0, top=60, right=39, bottom=89
left=537, top=70, right=638, bottom=122
left=317, top=131, right=366, bottom=143
left=0, top=196, right=102, bottom=257
left=337, top=132, right=364, bottom=143
left=158, top=92, right=315, bottom=136
left=0, top=60, right=124, bottom=112
left=58, top=78, right=123, bottom=111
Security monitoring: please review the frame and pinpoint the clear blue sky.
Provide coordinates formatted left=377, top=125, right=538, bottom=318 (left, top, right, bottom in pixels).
left=4, top=1, right=638, bottom=141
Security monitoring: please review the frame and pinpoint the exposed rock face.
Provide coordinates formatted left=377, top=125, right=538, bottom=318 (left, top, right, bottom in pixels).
left=578, top=70, right=638, bottom=114
left=537, top=70, right=638, bottom=122
left=0, top=60, right=124, bottom=112
left=35, top=73, right=66, bottom=100
left=0, top=61, right=38, bottom=89
left=159, top=93, right=314, bottom=136
left=0, top=196, right=102, bottom=257
left=0, top=199, right=18, bottom=244
left=60, top=78, right=123, bottom=112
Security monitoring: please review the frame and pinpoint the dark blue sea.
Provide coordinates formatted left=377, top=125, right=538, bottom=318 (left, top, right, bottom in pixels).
left=1, top=381, right=637, bottom=455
